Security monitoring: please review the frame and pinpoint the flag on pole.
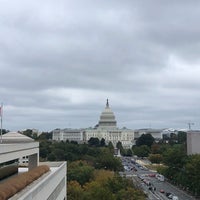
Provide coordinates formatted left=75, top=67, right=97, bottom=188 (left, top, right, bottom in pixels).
left=0, top=104, right=2, bottom=143
left=0, top=103, right=3, bottom=118
left=0, top=105, right=2, bottom=117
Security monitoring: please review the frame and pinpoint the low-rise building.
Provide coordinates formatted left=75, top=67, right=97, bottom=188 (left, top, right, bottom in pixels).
left=52, top=128, right=83, bottom=143
left=134, top=128, right=163, bottom=140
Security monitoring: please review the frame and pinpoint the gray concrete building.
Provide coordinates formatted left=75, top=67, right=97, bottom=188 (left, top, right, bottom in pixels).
left=187, top=130, right=200, bottom=155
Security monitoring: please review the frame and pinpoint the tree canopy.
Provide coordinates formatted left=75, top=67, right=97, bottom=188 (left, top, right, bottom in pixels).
left=88, top=137, right=100, bottom=146
left=136, top=133, right=155, bottom=147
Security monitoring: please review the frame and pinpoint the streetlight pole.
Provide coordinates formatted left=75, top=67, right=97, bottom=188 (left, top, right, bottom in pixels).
left=188, top=122, right=194, bottom=130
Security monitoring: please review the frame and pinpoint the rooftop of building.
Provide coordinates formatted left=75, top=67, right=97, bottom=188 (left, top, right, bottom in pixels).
left=1, top=132, right=34, bottom=143
left=1, top=162, right=66, bottom=200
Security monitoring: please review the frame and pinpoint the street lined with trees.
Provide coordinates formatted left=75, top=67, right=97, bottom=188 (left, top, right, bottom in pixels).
left=132, top=131, right=200, bottom=198
left=38, top=137, right=146, bottom=200
left=23, top=130, right=200, bottom=198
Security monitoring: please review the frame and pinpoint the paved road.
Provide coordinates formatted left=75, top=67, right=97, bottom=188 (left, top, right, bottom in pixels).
left=121, top=157, right=196, bottom=200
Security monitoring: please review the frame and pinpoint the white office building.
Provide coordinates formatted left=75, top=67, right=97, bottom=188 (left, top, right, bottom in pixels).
left=0, top=132, right=66, bottom=200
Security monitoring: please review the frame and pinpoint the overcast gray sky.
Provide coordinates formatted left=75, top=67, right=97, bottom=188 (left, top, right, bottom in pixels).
left=1, top=0, right=200, bottom=132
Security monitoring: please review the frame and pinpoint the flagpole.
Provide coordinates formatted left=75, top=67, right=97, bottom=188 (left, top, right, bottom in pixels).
left=0, top=103, right=2, bottom=143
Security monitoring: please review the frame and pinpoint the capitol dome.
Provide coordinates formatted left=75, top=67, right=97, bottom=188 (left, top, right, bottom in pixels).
left=98, top=99, right=117, bottom=129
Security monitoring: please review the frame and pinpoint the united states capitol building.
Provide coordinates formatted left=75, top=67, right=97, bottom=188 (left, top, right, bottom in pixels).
left=53, top=100, right=135, bottom=148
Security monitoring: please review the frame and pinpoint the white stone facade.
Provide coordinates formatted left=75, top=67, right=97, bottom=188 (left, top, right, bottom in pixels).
left=84, top=127, right=134, bottom=148
left=53, top=128, right=83, bottom=142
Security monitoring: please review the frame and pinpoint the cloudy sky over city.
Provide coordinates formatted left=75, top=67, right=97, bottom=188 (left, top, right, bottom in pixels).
left=1, top=0, right=200, bottom=131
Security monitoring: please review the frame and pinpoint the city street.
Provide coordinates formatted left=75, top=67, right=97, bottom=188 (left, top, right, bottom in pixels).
left=121, top=157, right=197, bottom=200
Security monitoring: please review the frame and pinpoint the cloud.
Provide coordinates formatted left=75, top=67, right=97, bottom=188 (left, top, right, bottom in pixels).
left=0, top=0, right=200, bottom=131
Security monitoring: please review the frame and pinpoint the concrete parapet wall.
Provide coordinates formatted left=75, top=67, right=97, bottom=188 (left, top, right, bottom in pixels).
left=0, top=142, right=39, bottom=154
left=10, top=162, right=67, bottom=200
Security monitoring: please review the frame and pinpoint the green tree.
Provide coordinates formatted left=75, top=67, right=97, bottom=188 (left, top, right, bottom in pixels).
left=126, top=149, right=133, bottom=157
left=79, top=144, right=89, bottom=155
left=169, top=133, right=178, bottom=145
left=95, top=148, right=123, bottom=171
left=68, top=161, right=95, bottom=186
left=1, top=129, right=9, bottom=135
left=151, top=144, right=161, bottom=154
left=87, top=147, right=101, bottom=157
left=100, top=138, right=106, bottom=147
left=148, top=154, right=163, bottom=164
left=162, top=145, right=187, bottom=169
left=116, top=141, right=125, bottom=155
left=185, top=155, right=200, bottom=196
left=108, top=141, right=114, bottom=154
left=67, top=181, right=83, bottom=200
left=22, top=129, right=33, bottom=138
left=177, top=131, right=187, bottom=144
left=106, top=173, right=127, bottom=194
left=38, top=132, right=52, bottom=140
left=83, top=181, right=114, bottom=200
left=47, top=153, right=56, bottom=161
left=88, top=137, right=100, bottom=146
left=64, top=152, right=79, bottom=161
left=132, top=145, right=150, bottom=158
left=54, top=148, right=65, bottom=161
left=136, top=134, right=155, bottom=147
left=39, top=147, right=48, bottom=159
left=159, top=144, right=171, bottom=155
left=116, top=187, right=146, bottom=200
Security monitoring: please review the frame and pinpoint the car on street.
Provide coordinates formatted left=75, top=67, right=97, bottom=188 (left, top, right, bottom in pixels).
left=166, top=192, right=173, bottom=199
left=160, top=189, right=165, bottom=193
left=148, top=173, right=156, bottom=177
left=172, top=196, right=179, bottom=200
